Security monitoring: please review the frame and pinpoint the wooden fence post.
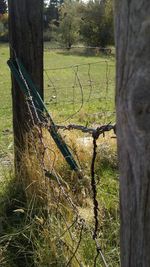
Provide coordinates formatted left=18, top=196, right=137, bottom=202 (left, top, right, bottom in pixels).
left=8, top=0, right=43, bottom=173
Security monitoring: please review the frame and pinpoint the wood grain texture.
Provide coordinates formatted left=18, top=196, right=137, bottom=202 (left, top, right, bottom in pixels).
left=115, top=0, right=150, bottom=266
left=8, top=0, right=43, bottom=168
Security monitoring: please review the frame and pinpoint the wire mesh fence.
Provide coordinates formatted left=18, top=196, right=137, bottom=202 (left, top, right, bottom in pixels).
left=0, top=47, right=119, bottom=266
left=0, top=55, right=116, bottom=205
left=44, top=60, right=115, bottom=125
left=0, top=47, right=116, bottom=131
left=0, top=58, right=116, bottom=156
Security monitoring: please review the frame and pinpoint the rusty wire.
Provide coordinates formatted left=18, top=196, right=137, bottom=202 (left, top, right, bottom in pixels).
left=8, top=46, right=116, bottom=266
left=65, top=222, right=84, bottom=267
left=24, top=106, right=115, bottom=267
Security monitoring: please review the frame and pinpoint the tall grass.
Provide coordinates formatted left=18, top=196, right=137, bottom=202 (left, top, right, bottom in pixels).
left=0, top=43, right=119, bottom=266
left=0, top=125, right=119, bottom=266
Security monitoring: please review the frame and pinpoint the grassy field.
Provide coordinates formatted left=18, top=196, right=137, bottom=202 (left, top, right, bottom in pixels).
left=0, top=43, right=115, bottom=153
left=0, top=43, right=119, bottom=267
left=44, top=47, right=115, bottom=124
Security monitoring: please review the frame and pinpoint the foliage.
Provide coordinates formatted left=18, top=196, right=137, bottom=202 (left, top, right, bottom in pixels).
left=43, top=0, right=114, bottom=47
left=44, top=0, right=64, bottom=29
left=0, top=44, right=119, bottom=266
left=0, top=127, right=119, bottom=266
left=43, top=0, right=64, bottom=41
left=0, top=0, right=7, bottom=15
left=79, top=0, right=114, bottom=47
left=0, top=13, right=8, bottom=38
left=58, top=0, right=81, bottom=48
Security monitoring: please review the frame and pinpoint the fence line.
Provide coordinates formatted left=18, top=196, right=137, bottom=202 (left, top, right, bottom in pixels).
left=44, top=45, right=115, bottom=55
left=44, top=60, right=115, bottom=71
left=0, top=55, right=118, bottom=265
left=8, top=57, right=115, bottom=265
left=44, top=60, right=115, bottom=124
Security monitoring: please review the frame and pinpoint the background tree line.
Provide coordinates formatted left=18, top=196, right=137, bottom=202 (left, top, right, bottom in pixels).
left=44, top=0, right=114, bottom=48
left=0, top=0, right=8, bottom=41
left=0, top=0, right=114, bottom=47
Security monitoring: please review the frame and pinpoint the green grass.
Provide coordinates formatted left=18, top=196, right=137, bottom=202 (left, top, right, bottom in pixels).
left=0, top=43, right=115, bottom=153
left=44, top=47, right=115, bottom=124
left=0, top=42, right=119, bottom=266
left=0, top=43, right=12, bottom=156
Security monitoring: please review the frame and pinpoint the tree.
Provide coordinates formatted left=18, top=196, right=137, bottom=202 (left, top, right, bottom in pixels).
left=58, top=0, right=80, bottom=48
left=80, top=0, right=114, bottom=47
left=0, top=0, right=7, bottom=14
left=115, top=0, right=150, bottom=266
left=0, top=13, right=8, bottom=37
left=45, top=0, right=64, bottom=28
left=8, top=0, right=43, bottom=173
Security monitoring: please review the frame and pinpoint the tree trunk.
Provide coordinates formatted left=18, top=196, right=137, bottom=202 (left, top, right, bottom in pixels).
left=115, top=0, right=150, bottom=266
left=8, top=0, right=43, bottom=171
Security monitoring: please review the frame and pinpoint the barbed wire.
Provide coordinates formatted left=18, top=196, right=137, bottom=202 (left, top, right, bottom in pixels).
left=55, top=123, right=115, bottom=134
left=27, top=122, right=115, bottom=267
left=1, top=46, right=117, bottom=266
left=16, top=66, right=114, bottom=266
left=0, top=61, right=115, bottom=129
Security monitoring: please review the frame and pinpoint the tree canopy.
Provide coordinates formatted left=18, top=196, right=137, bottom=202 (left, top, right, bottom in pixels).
left=58, top=0, right=81, bottom=47
left=79, top=0, right=114, bottom=47
left=0, top=0, right=7, bottom=15
left=44, top=0, right=114, bottom=47
left=0, top=1, right=8, bottom=40
left=44, top=0, right=64, bottom=27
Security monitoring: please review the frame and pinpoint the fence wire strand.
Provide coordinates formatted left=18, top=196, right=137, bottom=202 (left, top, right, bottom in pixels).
left=44, top=60, right=115, bottom=126
left=1, top=48, right=117, bottom=266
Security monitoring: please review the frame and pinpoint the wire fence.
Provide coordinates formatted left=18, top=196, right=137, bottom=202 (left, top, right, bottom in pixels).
left=0, top=46, right=116, bottom=123
left=44, top=45, right=115, bottom=55
left=44, top=60, right=115, bottom=124
left=0, top=50, right=119, bottom=266
left=0, top=58, right=115, bottom=173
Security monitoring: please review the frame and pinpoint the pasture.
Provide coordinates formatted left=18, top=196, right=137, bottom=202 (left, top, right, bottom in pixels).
left=0, top=44, right=115, bottom=153
left=0, top=43, right=119, bottom=267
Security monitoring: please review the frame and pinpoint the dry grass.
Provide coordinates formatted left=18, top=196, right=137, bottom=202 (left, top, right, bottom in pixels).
left=0, top=125, right=119, bottom=267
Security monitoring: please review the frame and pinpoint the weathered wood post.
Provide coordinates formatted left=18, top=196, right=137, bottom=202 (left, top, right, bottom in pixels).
left=115, top=0, right=150, bottom=266
left=8, top=0, right=43, bottom=173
